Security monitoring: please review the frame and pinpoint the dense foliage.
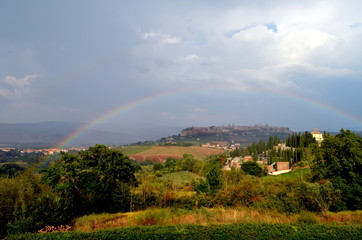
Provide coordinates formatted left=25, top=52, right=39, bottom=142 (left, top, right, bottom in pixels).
left=0, top=149, right=44, bottom=164
left=0, top=145, right=137, bottom=237
left=311, top=129, right=362, bottom=211
left=240, top=161, right=266, bottom=177
left=41, top=145, right=137, bottom=215
left=0, top=164, right=25, bottom=177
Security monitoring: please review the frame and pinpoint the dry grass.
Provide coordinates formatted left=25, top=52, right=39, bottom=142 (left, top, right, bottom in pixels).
left=130, top=146, right=224, bottom=160
left=73, top=208, right=362, bottom=232
left=319, top=210, right=362, bottom=225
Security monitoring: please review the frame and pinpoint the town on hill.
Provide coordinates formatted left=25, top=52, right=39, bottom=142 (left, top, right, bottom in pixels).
left=137, top=124, right=293, bottom=147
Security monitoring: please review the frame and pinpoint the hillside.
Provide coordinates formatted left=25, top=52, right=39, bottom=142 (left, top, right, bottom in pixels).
left=147, top=124, right=293, bottom=147
left=126, top=146, right=224, bottom=162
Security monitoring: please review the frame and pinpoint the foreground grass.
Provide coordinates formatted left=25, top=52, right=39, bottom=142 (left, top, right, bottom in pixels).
left=71, top=208, right=362, bottom=232
left=6, top=223, right=362, bottom=240
left=5, top=208, right=362, bottom=239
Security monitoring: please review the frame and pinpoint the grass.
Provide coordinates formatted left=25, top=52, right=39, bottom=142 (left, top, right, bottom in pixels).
left=159, top=171, right=199, bottom=189
left=72, top=208, right=362, bottom=232
left=321, top=210, right=362, bottom=225
left=263, top=167, right=312, bottom=181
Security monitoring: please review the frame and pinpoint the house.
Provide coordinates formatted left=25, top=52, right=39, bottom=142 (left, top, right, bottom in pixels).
left=243, top=155, right=253, bottom=162
left=311, top=128, right=324, bottom=146
left=267, top=165, right=275, bottom=174
left=268, top=162, right=291, bottom=175
left=223, top=157, right=242, bottom=170
left=273, top=143, right=291, bottom=151
left=277, top=162, right=290, bottom=171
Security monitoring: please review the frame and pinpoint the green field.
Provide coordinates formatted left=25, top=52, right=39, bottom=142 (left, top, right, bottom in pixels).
left=263, top=167, right=312, bottom=181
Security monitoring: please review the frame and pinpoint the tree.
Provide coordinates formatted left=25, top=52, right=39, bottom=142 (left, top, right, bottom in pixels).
left=153, top=163, right=164, bottom=171
left=301, top=181, right=340, bottom=212
left=241, top=161, right=266, bottom=177
left=206, top=163, right=222, bottom=194
left=164, top=157, right=177, bottom=169
left=179, top=154, right=198, bottom=172
left=311, top=129, right=362, bottom=210
left=194, top=159, right=222, bottom=195
left=41, top=144, right=137, bottom=216
left=0, top=164, right=24, bottom=178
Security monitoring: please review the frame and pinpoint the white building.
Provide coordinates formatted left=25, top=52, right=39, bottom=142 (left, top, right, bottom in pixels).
left=311, top=128, right=324, bottom=145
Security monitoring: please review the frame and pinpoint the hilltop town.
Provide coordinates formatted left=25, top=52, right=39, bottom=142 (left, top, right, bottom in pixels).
left=155, top=124, right=293, bottom=147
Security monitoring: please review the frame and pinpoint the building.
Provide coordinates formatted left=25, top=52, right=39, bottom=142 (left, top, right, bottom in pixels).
left=243, top=155, right=253, bottom=162
left=277, top=162, right=290, bottom=171
left=268, top=162, right=291, bottom=175
left=311, top=128, right=324, bottom=146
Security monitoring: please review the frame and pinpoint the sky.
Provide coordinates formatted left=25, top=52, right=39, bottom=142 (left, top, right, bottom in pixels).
left=1, top=0, right=362, bottom=141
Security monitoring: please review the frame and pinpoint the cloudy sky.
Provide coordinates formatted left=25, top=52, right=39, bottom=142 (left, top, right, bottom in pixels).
left=1, top=0, right=362, bottom=139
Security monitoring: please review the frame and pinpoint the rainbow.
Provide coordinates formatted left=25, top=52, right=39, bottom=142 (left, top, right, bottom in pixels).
left=56, top=84, right=362, bottom=148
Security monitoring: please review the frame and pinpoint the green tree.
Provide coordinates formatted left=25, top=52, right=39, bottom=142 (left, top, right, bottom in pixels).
left=0, top=164, right=25, bottom=178
left=0, top=168, right=55, bottom=235
left=194, top=159, right=222, bottom=195
left=164, top=157, right=177, bottom=169
left=241, top=161, right=266, bottom=177
left=179, top=154, right=198, bottom=172
left=311, top=129, right=362, bottom=210
left=41, top=144, right=137, bottom=216
left=153, top=163, right=164, bottom=171
left=223, top=167, right=244, bottom=187
left=301, top=181, right=340, bottom=212
left=206, top=163, right=222, bottom=194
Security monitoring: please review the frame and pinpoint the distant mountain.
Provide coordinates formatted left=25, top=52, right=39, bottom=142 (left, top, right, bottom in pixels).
left=2, top=121, right=357, bottom=149
left=0, top=121, right=134, bottom=148
left=133, top=124, right=294, bottom=147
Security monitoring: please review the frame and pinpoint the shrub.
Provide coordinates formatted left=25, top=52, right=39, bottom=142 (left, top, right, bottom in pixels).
left=297, top=211, right=319, bottom=224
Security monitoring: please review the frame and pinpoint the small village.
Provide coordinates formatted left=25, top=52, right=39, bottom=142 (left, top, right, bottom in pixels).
left=202, top=128, right=324, bottom=175
left=0, top=147, right=87, bottom=155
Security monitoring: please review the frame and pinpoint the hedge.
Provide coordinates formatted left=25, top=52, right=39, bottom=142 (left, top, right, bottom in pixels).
left=5, top=223, right=362, bottom=240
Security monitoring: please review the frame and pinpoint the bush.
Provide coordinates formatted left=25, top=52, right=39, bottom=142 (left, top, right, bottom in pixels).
left=297, top=211, right=319, bottom=224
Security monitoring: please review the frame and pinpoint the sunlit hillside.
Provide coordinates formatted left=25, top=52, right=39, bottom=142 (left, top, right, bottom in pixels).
left=125, top=146, right=224, bottom=162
